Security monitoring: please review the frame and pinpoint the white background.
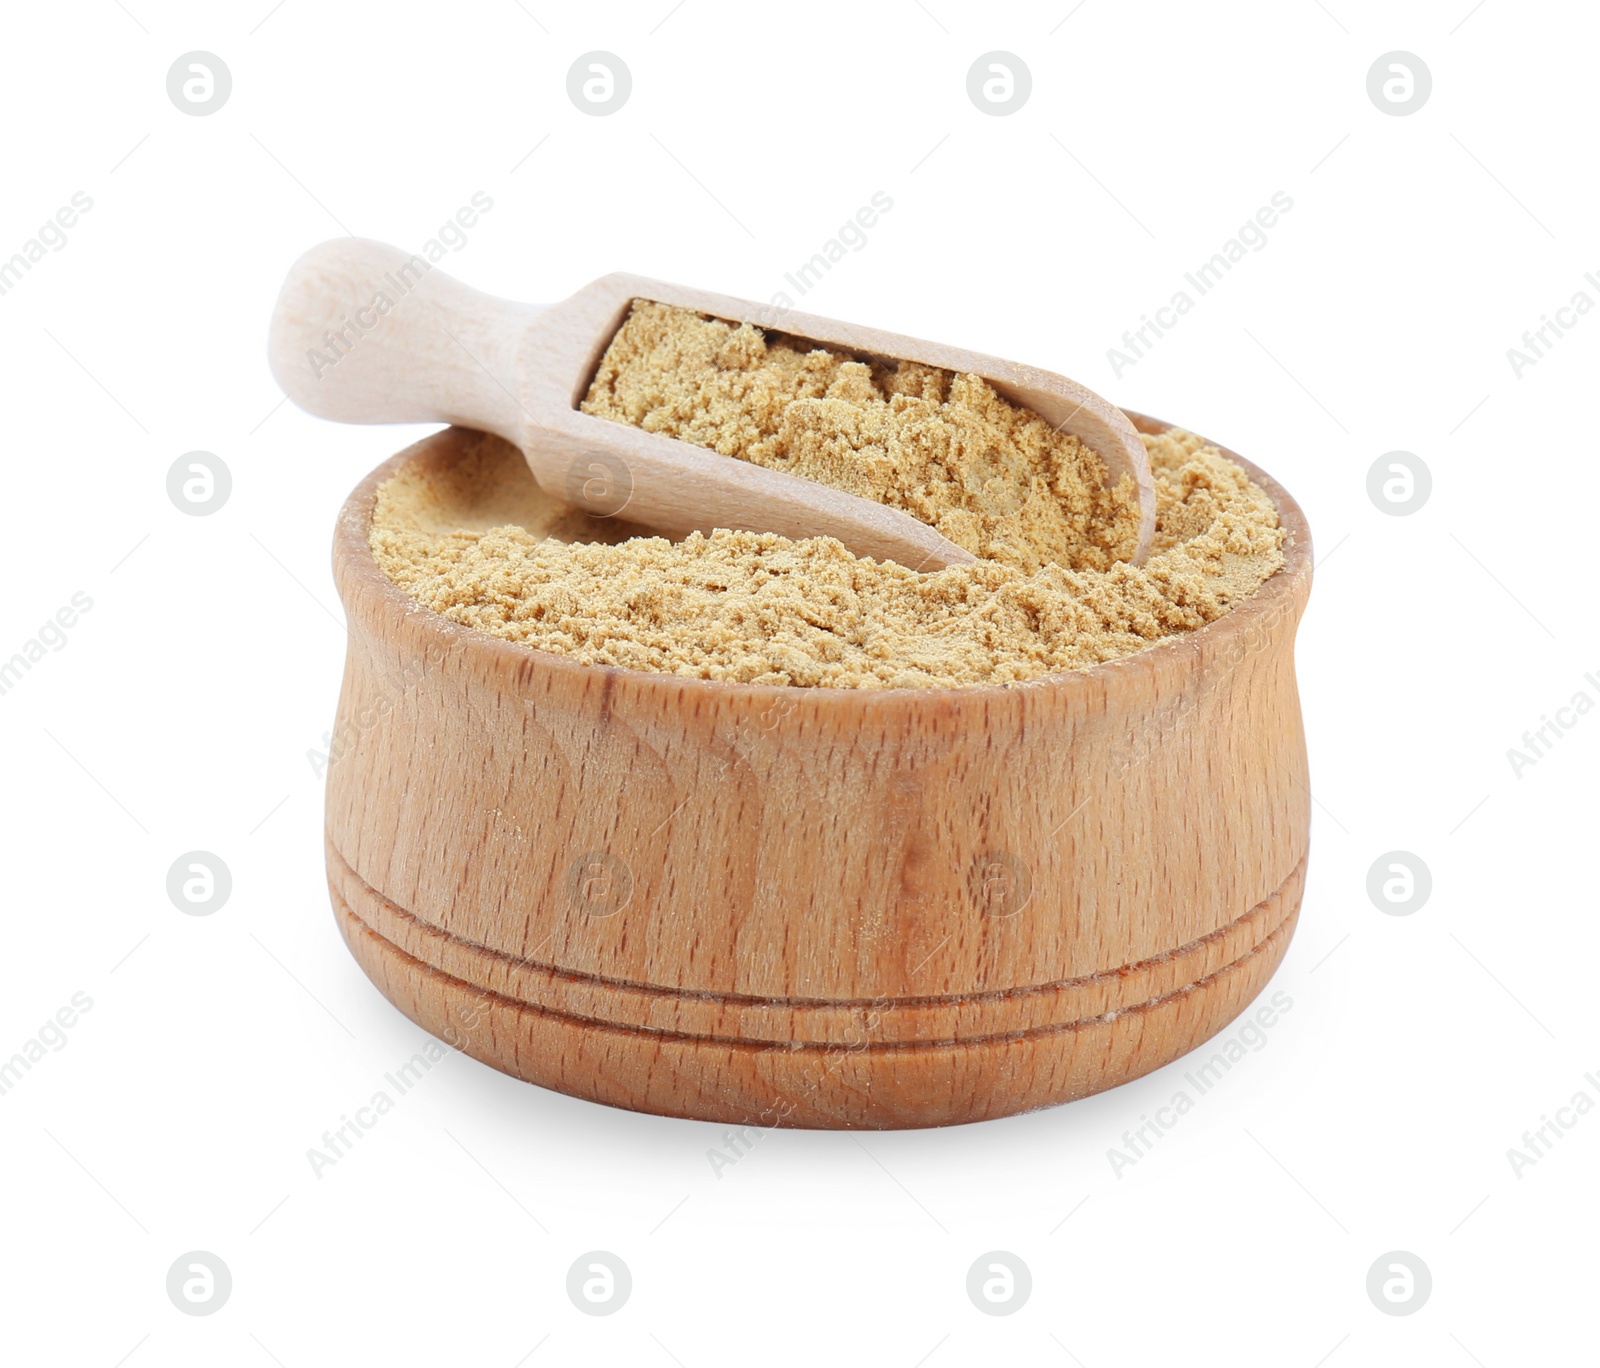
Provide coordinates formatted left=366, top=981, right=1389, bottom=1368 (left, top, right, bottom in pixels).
left=2, top=1, right=1595, bottom=1363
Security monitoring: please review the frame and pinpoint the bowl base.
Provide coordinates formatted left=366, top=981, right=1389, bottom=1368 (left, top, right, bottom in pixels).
left=328, top=840, right=1303, bottom=1129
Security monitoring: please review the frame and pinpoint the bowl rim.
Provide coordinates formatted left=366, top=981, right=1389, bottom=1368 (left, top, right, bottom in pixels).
left=333, top=410, right=1312, bottom=706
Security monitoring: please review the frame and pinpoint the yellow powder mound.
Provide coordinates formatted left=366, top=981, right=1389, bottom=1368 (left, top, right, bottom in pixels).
left=370, top=427, right=1287, bottom=688
left=580, top=301, right=1140, bottom=574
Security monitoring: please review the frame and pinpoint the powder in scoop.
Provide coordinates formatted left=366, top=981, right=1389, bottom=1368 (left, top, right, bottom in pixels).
left=580, top=301, right=1139, bottom=574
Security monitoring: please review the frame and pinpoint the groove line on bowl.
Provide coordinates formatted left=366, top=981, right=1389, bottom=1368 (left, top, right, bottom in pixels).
left=333, top=883, right=1299, bottom=1053
left=329, top=836, right=1304, bottom=1013
left=329, top=842, right=1303, bottom=1048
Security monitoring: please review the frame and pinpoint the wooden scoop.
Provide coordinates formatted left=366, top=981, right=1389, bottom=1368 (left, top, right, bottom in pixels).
left=269, top=238, right=1156, bottom=569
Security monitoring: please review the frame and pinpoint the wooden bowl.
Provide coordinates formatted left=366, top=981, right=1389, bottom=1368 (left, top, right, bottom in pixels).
left=325, top=414, right=1312, bottom=1129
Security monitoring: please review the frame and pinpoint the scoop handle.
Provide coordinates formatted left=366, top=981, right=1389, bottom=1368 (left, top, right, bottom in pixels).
left=268, top=237, right=541, bottom=444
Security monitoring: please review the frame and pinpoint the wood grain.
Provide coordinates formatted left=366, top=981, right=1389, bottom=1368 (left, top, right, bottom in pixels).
left=323, top=413, right=1312, bottom=1128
